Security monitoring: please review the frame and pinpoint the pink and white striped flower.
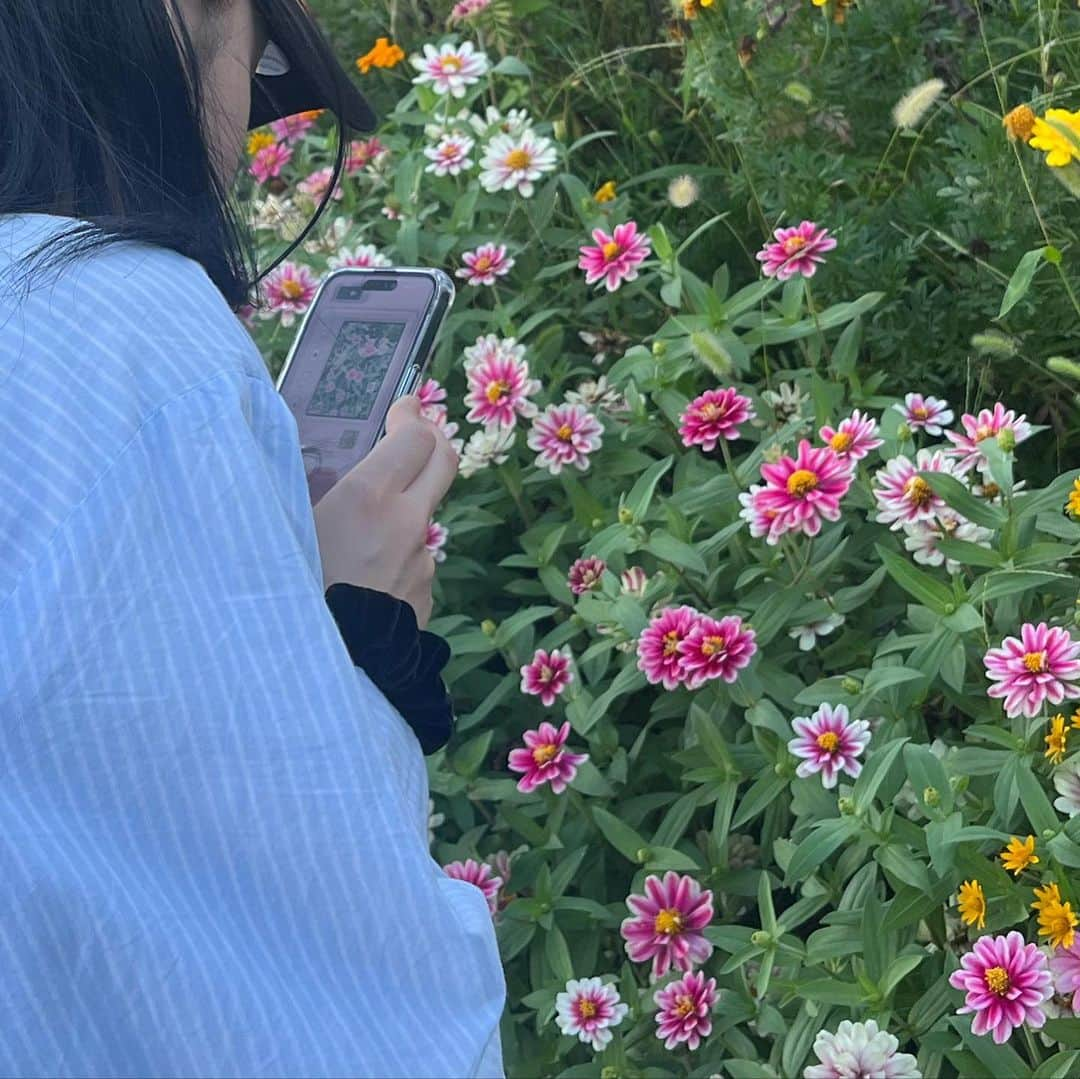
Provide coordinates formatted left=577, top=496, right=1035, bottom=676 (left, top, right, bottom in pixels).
left=554, top=977, right=629, bottom=1052
left=679, top=388, right=756, bottom=451
left=519, top=648, right=574, bottom=707
left=984, top=622, right=1080, bottom=719
left=788, top=703, right=871, bottom=789
left=568, top=557, right=606, bottom=596
left=527, top=403, right=603, bottom=474
left=756, top=220, right=837, bottom=280
left=637, top=605, right=702, bottom=690
left=902, top=511, right=993, bottom=574
left=296, top=167, right=344, bottom=203
left=327, top=244, right=392, bottom=270
left=872, top=449, right=957, bottom=529
left=262, top=262, right=318, bottom=327
left=249, top=142, right=293, bottom=183
left=270, top=113, right=318, bottom=144
left=424, top=133, right=475, bottom=176
left=894, top=392, right=954, bottom=436
left=819, top=408, right=883, bottom=461
left=426, top=520, right=448, bottom=562
left=949, top=931, right=1053, bottom=1044
left=346, top=137, right=387, bottom=175
left=507, top=720, right=587, bottom=794
left=410, top=41, right=489, bottom=97
left=653, top=970, right=717, bottom=1051
left=945, top=402, right=1033, bottom=477
left=464, top=347, right=540, bottom=428
left=417, top=377, right=447, bottom=416
left=478, top=129, right=558, bottom=197
left=620, top=566, right=649, bottom=597
left=1050, top=939, right=1080, bottom=1016
left=678, top=615, right=757, bottom=689
left=457, top=243, right=515, bottom=286
left=443, top=858, right=503, bottom=915
left=621, top=871, right=714, bottom=978
left=450, top=0, right=493, bottom=21
left=578, top=221, right=652, bottom=292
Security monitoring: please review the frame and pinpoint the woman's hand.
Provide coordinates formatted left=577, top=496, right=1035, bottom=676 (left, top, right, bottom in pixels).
left=313, top=396, right=458, bottom=628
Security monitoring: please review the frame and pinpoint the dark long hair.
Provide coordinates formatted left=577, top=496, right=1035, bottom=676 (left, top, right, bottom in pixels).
left=0, top=0, right=354, bottom=311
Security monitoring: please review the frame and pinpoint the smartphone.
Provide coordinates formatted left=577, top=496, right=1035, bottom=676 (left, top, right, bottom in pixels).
left=275, top=267, right=455, bottom=505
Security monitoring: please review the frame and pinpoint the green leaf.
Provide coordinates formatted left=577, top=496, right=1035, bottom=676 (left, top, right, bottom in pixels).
left=1034, top=1050, right=1080, bottom=1079
left=831, top=316, right=862, bottom=378
left=492, top=55, right=532, bottom=77
left=493, top=606, right=557, bottom=648
left=903, top=742, right=954, bottom=814
left=785, top=818, right=860, bottom=885
left=544, top=925, right=574, bottom=981
left=623, top=455, right=673, bottom=521
left=748, top=587, right=806, bottom=646
left=852, top=737, right=909, bottom=813
left=875, top=544, right=954, bottom=613
left=1043, top=1019, right=1080, bottom=1049
left=733, top=771, right=789, bottom=829
left=920, top=471, right=1007, bottom=530
left=591, top=806, right=649, bottom=864
left=1016, top=757, right=1060, bottom=835
left=998, top=246, right=1049, bottom=319
left=757, top=870, right=778, bottom=935
left=861, top=667, right=926, bottom=699
left=970, top=569, right=1075, bottom=604
left=644, top=531, right=707, bottom=574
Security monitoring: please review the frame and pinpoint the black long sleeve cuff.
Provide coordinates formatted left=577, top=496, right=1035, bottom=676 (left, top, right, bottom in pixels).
left=324, top=583, right=455, bottom=755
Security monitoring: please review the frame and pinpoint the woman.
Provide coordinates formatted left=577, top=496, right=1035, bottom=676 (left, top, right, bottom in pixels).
left=0, top=2, right=505, bottom=1076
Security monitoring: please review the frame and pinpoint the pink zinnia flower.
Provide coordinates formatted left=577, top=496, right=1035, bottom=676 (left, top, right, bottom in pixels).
left=507, top=720, right=588, bottom=794
left=653, top=970, right=717, bottom=1051
left=949, top=931, right=1053, bottom=1044
left=443, top=858, right=503, bottom=916
left=679, top=388, right=756, bottom=451
left=621, top=871, right=714, bottom=979
left=297, top=167, right=344, bottom=202
left=249, top=142, right=293, bottom=183
left=519, top=648, right=574, bottom=706
left=945, top=402, right=1033, bottom=477
left=464, top=349, right=540, bottom=428
left=426, top=520, right=448, bottom=562
left=895, top=392, right=953, bottom=436
left=527, top=403, right=604, bottom=474
left=327, top=244, right=392, bottom=271
left=738, top=440, right=854, bottom=545
left=347, top=137, right=387, bottom=175
left=417, top=377, right=447, bottom=414
left=984, top=622, right=1080, bottom=719
left=423, top=133, right=475, bottom=177
left=578, top=221, right=652, bottom=292
left=756, top=220, right=837, bottom=280
left=637, top=605, right=701, bottom=690
left=457, top=242, right=515, bottom=286
left=819, top=408, right=883, bottom=461
left=270, top=113, right=317, bottom=144
left=450, top=0, right=493, bottom=21
left=262, top=262, right=318, bottom=327
left=568, top=556, right=606, bottom=596
left=1050, top=939, right=1080, bottom=1016
left=805, top=1020, right=921, bottom=1079
left=872, top=448, right=956, bottom=529
left=554, top=977, right=629, bottom=1052
left=678, top=615, right=757, bottom=689
left=788, top=702, right=871, bottom=789
left=620, top=566, right=649, bottom=596
left=410, top=41, right=489, bottom=97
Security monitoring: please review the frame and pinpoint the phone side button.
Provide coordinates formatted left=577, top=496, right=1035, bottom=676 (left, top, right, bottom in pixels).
left=404, top=363, right=421, bottom=395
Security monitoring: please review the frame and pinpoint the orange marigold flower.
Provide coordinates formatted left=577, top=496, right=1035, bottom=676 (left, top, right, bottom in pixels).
left=1003, top=105, right=1036, bottom=143
left=356, top=37, right=405, bottom=75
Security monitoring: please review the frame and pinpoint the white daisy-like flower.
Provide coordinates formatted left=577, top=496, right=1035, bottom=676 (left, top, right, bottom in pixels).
left=302, top=215, right=351, bottom=257
left=1054, top=760, right=1080, bottom=817
left=424, top=107, right=474, bottom=141
left=554, top=977, right=629, bottom=1052
left=806, top=1019, right=921, bottom=1079
left=762, top=380, right=808, bottom=423
left=901, top=510, right=993, bottom=573
left=564, top=376, right=628, bottom=415
left=423, top=133, right=475, bottom=177
left=250, top=193, right=306, bottom=240
left=410, top=41, right=489, bottom=97
left=427, top=797, right=445, bottom=848
left=469, top=105, right=534, bottom=138
left=459, top=425, right=517, bottom=478
left=478, top=129, right=558, bottom=198
left=789, top=613, right=845, bottom=652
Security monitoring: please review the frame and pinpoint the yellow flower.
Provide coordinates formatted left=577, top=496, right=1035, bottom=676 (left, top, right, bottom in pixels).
left=682, top=0, right=715, bottom=17
left=1001, top=835, right=1039, bottom=876
left=1046, top=714, right=1069, bottom=765
left=1033, top=883, right=1078, bottom=950
left=1029, top=109, right=1080, bottom=168
left=1071, top=707, right=1080, bottom=731
left=957, top=879, right=987, bottom=930
left=247, top=131, right=276, bottom=156
left=356, top=37, right=405, bottom=75
left=1033, top=881, right=1062, bottom=912
left=812, top=0, right=828, bottom=6
left=1003, top=105, right=1036, bottom=143
left=594, top=181, right=617, bottom=204
left=1067, top=478, right=1080, bottom=521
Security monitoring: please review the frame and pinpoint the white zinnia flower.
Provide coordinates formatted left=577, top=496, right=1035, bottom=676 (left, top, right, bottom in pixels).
left=327, top=244, right=392, bottom=271
left=410, top=41, right=489, bottom=98
left=554, top=977, right=629, bottom=1052
left=424, top=133, right=475, bottom=177
left=901, top=510, right=993, bottom=574
left=459, top=426, right=517, bottom=477
left=478, top=130, right=558, bottom=198
left=805, top=1019, right=921, bottom=1079
left=789, top=613, right=845, bottom=652
left=892, top=77, right=946, bottom=130
left=1054, top=760, right=1080, bottom=817
left=469, top=105, right=533, bottom=138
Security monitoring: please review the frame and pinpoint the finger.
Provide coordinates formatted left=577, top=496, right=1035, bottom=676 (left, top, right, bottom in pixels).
left=402, top=426, right=458, bottom=512
left=385, top=394, right=422, bottom=435
left=359, top=418, right=437, bottom=494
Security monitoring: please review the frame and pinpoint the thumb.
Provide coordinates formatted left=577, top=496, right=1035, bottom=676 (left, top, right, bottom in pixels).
left=385, top=393, right=422, bottom=435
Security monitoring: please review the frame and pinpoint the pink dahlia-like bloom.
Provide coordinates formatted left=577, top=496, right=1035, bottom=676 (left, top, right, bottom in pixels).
left=443, top=858, right=503, bottom=916
left=637, top=605, right=702, bottom=690
left=819, top=408, right=883, bottom=462
left=872, top=448, right=956, bottom=529
left=622, top=871, right=714, bottom=979
left=457, top=243, right=515, bottom=286
left=507, top=720, right=588, bottom=794
left=679, top=388, right=756, bottom=451
left=519, top=648, right=574, bottom=707
left=1050, top=939, right=1080, bottom=1016
left=756, top=220, right=837, bottom=280
left=249, top=142, right=293, bottom=183
left=894, top=392, right=954, bottom=436
left=945, top=402, right=1033, bottom=477
left=527, top=403, right=604, bottom=474
left=805, top=1019, right=922, bottom=1079
left=568, top=556, right=606, bottom=596
left=788, top=703, right=871, bottom=789
left=410, top=41, right=489, bottom=97
left=984, top=622, right=1080, bottom=719
left=450, top=0, right=493, bottom=21
left=678, top=615, right=757, bottom=689
left=653, top=970, right=717, bottom=1051
left=417, top=377, right=447, bottom=414
left=464, top=349, right=540, bottom=429
left=949, top=930, right=1053, bottom=1044
left=423, top=133, right=475, bottom=177
left=346, top=137, right=387, bottom=175
left=738, top=440, right=854, bottom=545
left=297, top=166, right=344, bottom=202
left=578, top=221, right=652, bottom=292
left=271, top=113, right=317, bottom=144
left=425, top=520, right=448, bottom=562
left=262, top=262, right=318, bottom=327
left=554, top=977, right=629, bottom=1052
left=327, top=243, right=392, bottom=271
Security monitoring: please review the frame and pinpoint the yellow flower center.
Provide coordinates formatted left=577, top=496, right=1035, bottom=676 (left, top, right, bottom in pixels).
left=904, top=476, right=934, bottom=507
left=532, top=743, right=559, bottom=766
left=816, top=731, right=840, bottom=752
left=975, top=423, right=994, bottom=440
left=783, top=235, right=808, bottom=255
left=474, top=255, right=493, bottom=272
left=829, top=432, right=854, bottom=452
left=700, top=402, right=722, bottom=421
left=537, top=664, right=555, bottom=683
left=486, top=379, right=510, bottom=404
left=280, top=278, right=304, bottom=300
left=1003, top=104, right=1036, bottom=142
left=578, top=999, right=597, bottom=1019
left=700, top=635, right=726, bottom=657
left=654, top=908, right=684, bottom=935
left=984, top=966, right=1010, bottom=996
left=556, top=423, right=574, bottom=441
left=912, top=406, right=930, bottom=420
left=662, top=630, right=681, bottom=657
left=786, top=469, right=819, bottom=497
left=441, top=55, right=462, bottom=71
left=1023, top=651, right=1048, bottom=673
left=602, top=241, right=621, bottom=260
left=505, top=148, right=531, bottom=170
left=674, top=994, right=695, bottom=1018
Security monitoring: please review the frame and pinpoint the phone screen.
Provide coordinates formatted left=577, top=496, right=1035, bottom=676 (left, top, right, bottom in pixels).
left=304, top=320, right=408, bottom=421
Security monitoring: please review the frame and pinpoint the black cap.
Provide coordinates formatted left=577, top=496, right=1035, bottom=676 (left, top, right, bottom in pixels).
left=247, top=0, right=377, bottom=133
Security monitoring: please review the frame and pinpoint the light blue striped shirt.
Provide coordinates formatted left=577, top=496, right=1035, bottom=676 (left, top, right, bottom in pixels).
left=0, top=213, right=506, bottom=1078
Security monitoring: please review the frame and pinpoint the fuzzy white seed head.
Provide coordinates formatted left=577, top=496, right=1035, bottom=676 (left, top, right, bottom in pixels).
left=891, top=78, right=946, bottom=130
left=667, top=174, right=700, bottom=209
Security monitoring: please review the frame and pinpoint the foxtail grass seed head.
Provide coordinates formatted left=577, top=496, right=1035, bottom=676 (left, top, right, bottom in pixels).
left=667, top=175, right=700, bottom=209
left=892, top=78, right=946, bottom=131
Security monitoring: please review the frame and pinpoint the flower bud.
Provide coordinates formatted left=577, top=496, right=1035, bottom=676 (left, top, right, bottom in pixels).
left=762, top=444, right=783, bottom=464
left=923, top=786, right=940, bottom=807
left=552, top=118, right=567, bottom=142
left=750, top=930, right=773, bottom=947
left=896, top=422, right=913, bottom=442
left=651, top=340, right=667, bottom=358
left=570, top=613, right=586, bottom=628
left=997, top=428, right=1016, bottom=453
left=600, top=1068, right=619, bottom=1079
left=635, top=847, right=651, bottom=864
left=591, top=517, right=604, bottom=529
left=1042, top=828, right=1057, bottom=841
left=618, top=506, right=634, bottom=525
left=841, top=676, right=862, bottom=695
left=481, top=619, right=497, bottom=636
left=838, top=796, right=857, bottom=816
